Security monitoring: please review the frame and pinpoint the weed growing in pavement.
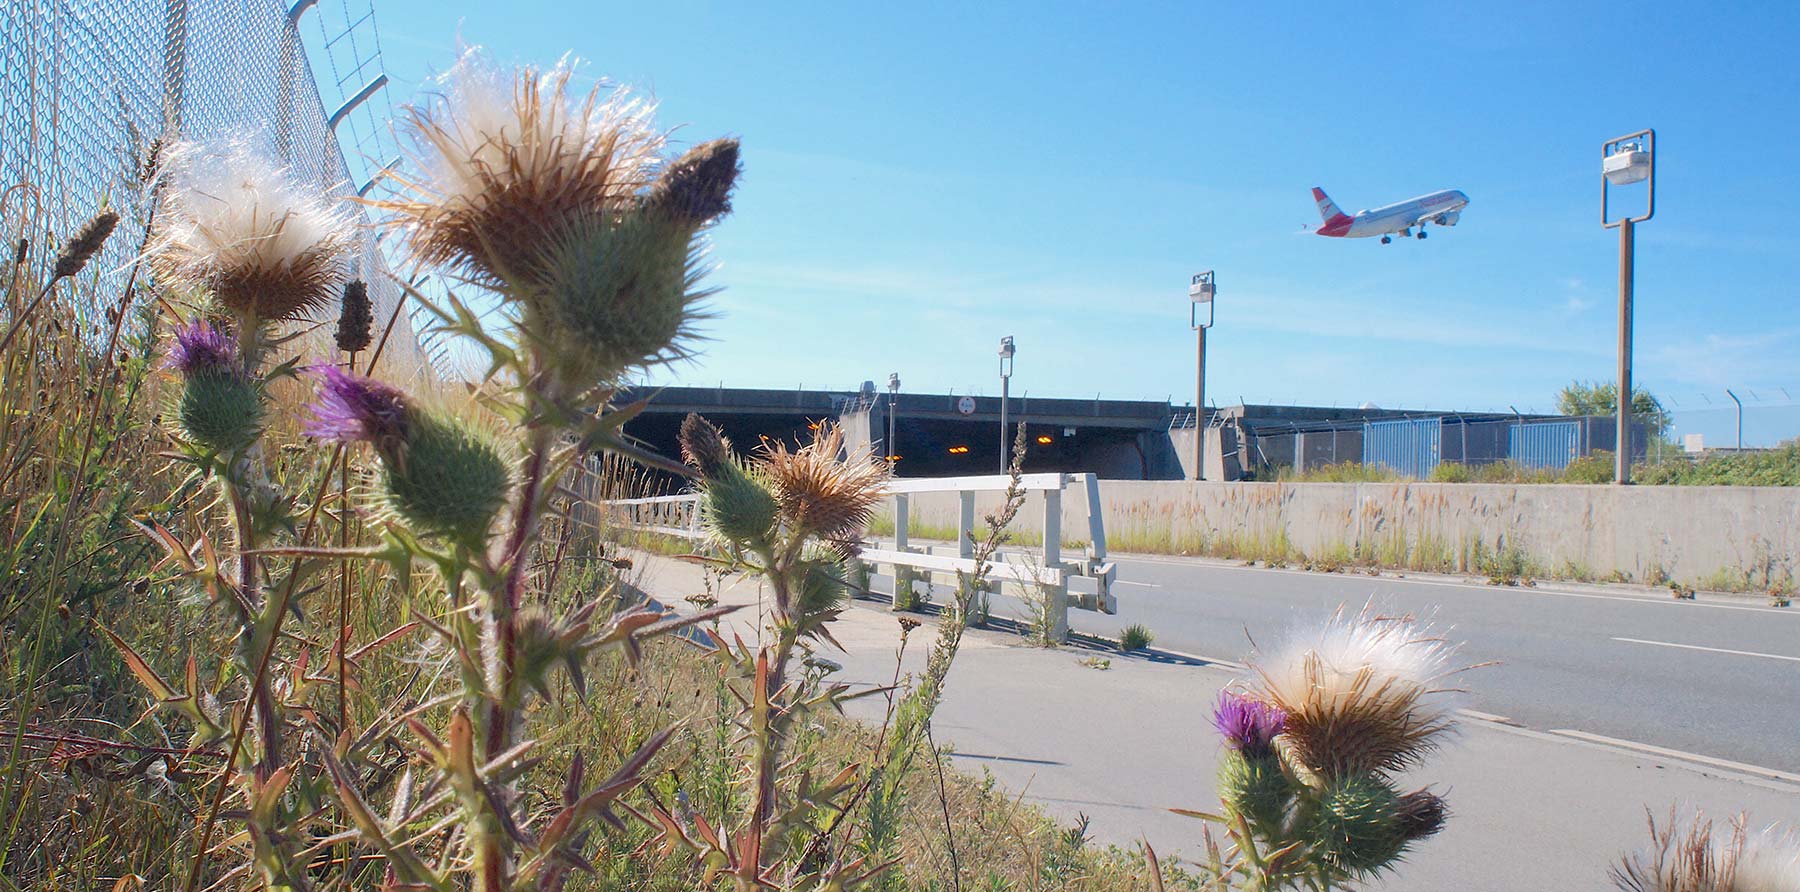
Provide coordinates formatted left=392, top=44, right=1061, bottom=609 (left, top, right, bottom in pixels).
left=1119, top=623, right=1155, bottom=652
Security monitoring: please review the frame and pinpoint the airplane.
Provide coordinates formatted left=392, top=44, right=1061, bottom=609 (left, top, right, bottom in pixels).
left=1311, top=186, right=1470, bottom=244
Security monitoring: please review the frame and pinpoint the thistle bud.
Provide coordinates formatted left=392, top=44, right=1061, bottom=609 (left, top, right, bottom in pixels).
left=177, top=374, right=264, bottom=454
left=388, top=414, right=512, bottom=545
left=679, top=414, right=732, bottom=478
left=164, top=319, right=263, bottom=453
left=334, top=279, right=373, bottom=354
left=307, top=367, right=510, bottom=546
left=703, top=462, right=780, bottom=552
left=53, top=211, right=120, bottom=280
left=1218, top=749, right=1291, bottom=834
left=1308, top=773, right=1408, bottom=875
left=1394, top=789, right=1448, bottom=842
left=532, top=209, right=698, bottom=389
left=646, top=139, right=740, bottom=228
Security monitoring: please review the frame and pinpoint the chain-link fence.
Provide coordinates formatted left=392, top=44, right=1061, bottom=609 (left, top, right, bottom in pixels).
left=1239, top=414, right=1657, bottom=479
left=1, top=0, right=423, bottom=370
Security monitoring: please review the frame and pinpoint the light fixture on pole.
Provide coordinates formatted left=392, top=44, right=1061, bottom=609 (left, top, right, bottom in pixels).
left=1189, top=271, right=1216, bottom=481
left=998, top=336, right=1016, bottom=471
left=886, top=372, right=901, bottom=467
left=1602, top=129, right=1655, bottom=484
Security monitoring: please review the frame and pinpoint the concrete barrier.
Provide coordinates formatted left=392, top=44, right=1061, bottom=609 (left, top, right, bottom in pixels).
left=878, top=481, right=1800, bottom=591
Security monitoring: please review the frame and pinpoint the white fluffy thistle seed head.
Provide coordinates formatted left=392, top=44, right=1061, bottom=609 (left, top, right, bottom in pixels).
left=1613, top=810, right=1800, bottom=892
left=1736, top=825, right=1800, bottom=892
left=380, top=47, right=667, bottom=287
left=150, top=140, right=354, bottom=325
left=1251, top=606, right=1466, bottom=780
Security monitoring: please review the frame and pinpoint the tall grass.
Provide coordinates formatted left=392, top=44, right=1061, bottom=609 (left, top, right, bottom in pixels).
left=1279, top=448, right=1800, bottom=486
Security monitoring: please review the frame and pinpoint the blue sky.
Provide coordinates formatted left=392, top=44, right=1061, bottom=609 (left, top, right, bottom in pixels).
left=365, top=2, right=1800, bottom=444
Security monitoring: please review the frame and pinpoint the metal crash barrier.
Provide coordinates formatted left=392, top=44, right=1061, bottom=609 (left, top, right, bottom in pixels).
left=862, top=473, right=1115, bottom=642
left=596, top=473, right=1118, bottom=642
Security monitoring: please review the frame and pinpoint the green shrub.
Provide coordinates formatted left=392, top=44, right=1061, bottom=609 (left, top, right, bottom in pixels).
left=1430, top=462, right=1473, bottom=483
left=1119, top=622, right=1155, bottom=652
left=1561, top=451, right=1616, bottom=484
left=1634, top=442, right=1800, bottom=486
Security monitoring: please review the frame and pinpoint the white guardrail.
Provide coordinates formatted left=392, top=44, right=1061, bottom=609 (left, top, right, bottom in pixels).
left=597, top=473, right=1118, bottom=641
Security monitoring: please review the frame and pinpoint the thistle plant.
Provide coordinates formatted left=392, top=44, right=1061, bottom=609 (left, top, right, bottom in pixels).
left=264, top=49, right=746, bottom=892
left=648, top=413, right=893, bottom=889
left=1176, top=609, right=1469, bottom=891
left=1612, top=809, right=1800, bottom=892
left=126, top=138, right=354, bottom=891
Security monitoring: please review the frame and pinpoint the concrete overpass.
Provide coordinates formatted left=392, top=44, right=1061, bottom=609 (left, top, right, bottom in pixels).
left=614, top=385, right=1185, bottom=479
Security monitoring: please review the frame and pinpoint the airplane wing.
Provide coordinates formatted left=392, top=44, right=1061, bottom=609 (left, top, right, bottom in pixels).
left=1412, top=208, right=1462, bottom=227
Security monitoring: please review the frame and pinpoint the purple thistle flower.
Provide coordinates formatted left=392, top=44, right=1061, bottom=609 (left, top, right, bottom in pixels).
left=1215, top=691, right=1287, bottom=758
left=165, top=318, right=237, bottom=375
left=305, top=364, right=411, bottom=456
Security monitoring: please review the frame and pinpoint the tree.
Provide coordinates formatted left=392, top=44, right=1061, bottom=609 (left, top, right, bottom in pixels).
left=1557, top=380, right=1669, bottom=435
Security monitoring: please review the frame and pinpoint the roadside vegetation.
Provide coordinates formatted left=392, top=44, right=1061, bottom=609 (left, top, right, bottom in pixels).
left=1269, top=448, right=1800, bottom=486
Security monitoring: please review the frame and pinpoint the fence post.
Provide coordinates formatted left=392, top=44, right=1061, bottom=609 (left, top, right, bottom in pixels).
left=892, top=492, right=915, bottom=611
left=160, top=0, right=190, bottom=140
left=1041, top=487, right=1068, bottom=642
left=958, top=490, right=984, bottom=622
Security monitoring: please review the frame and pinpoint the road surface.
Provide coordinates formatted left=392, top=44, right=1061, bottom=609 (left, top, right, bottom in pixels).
left=900, top=549, right=1800, bottom=774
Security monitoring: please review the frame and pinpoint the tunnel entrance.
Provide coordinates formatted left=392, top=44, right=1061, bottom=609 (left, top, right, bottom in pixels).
left=610, top=386, right=1183, bottom=488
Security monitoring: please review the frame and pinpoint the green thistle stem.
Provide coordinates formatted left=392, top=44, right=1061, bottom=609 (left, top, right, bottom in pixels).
left=478, top=421, right=554, bottom=892
left=745, top=574, right=802, bottom=889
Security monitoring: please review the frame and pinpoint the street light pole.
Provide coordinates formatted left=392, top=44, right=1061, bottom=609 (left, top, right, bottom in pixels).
left=1726, top=388, right=1743, bottom=451
left=1189, top=272, right=1216, bottom=481
left=1602, top=129, right=1655, bottom=484
left=887, top=372, right=901, bottom=468
left=1616, top=216, right=1634, bottom=483
left=998, top=336, right=1015, bottom=471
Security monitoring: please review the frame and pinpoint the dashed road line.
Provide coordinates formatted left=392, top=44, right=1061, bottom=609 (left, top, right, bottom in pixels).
left=1611, top=636, right=1800, bottom=663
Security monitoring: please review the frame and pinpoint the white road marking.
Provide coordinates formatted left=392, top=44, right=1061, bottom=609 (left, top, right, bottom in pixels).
left=1113, top=580, right=1162, bottom=589
left=1610, top=636, right=1800, bottom=663
left=1548, top=729, right=1800, bottom=787
left=1454, top=708, right=1519, bottom=726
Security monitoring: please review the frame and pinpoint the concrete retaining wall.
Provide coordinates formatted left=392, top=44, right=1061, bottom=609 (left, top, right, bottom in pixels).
left=880, top=481, right=1800, bottom=590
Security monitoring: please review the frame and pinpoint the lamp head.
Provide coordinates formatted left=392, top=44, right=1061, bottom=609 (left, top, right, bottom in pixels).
left=1603, top=142, right=1651, bottom=186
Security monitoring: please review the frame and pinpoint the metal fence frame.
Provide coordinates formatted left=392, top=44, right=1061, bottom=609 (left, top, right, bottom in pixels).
left=598, top=473, right=1119, bottom=643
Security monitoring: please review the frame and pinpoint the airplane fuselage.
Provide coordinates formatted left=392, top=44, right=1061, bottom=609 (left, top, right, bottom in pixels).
left=1315, top=188, right=1469, bottom=239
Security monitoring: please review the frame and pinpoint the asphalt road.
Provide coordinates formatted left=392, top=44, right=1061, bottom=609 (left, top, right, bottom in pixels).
left=902, top=552, right=1800, bottom=774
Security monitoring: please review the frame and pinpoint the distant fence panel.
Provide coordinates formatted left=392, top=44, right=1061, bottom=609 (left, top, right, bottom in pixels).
left=1510, top=420, right=1583, bottom=470
left=1363, top=418, right=1443, bottom=478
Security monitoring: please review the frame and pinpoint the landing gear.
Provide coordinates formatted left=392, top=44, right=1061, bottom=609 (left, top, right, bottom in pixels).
left=1416, top=229, right=1428, bottom=240
left=1380, top=235, right=1392, bottom=244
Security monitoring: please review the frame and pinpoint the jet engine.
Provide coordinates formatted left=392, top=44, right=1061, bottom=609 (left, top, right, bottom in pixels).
left=1433, top=210, right=1461, bottom=226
